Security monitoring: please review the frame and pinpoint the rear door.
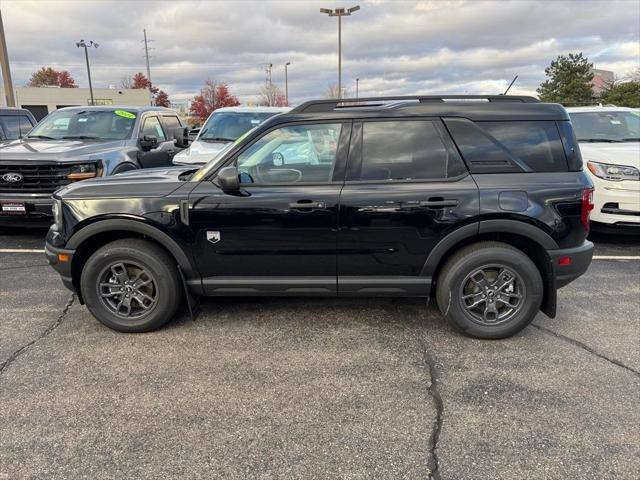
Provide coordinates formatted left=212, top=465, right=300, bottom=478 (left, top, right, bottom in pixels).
left=337, top=118, right=478, bottom=296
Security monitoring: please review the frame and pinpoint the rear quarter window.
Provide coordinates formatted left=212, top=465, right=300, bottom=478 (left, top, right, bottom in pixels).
left=445, top=119, right=569, bottom=173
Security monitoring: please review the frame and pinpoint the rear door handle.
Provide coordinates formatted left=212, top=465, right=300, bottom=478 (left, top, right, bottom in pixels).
left=419, top=199, right=459, bottom=208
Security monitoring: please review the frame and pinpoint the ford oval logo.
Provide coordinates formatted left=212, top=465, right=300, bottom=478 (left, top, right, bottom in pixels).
left=2, top=172, right=23, bottom=183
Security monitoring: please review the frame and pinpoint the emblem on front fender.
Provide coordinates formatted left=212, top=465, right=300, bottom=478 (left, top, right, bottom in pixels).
left=2, top=172, right=23, bottom=183
left=206, top=231, right=221, bottom=243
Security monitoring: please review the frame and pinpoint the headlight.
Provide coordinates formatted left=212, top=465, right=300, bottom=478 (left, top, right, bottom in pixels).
left=52, top=197, right=63, bottom=230
left=67, top=163, right=98, bottom=181
left=587, top=161, right=640, bottom=181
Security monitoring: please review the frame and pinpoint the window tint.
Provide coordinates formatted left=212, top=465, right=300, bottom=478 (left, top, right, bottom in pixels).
left=481, top=121, right=567, bottom=172
left=0, top=117, right=21, bottom=140
left=141, top=117, right=166, bottom=141
left=162, top=115, right=181, bottom=133
left=445, top=119, right=567, bottom=173
left=360, top=120, right=466, bottom=181
left=236, top=123, right=342, bottom=184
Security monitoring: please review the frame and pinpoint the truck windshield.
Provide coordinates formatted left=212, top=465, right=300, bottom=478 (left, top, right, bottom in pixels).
left=27, top=110, right=137, bottom=141
left=569, top=111, right=640, bottom=142
left=198, top=111, right=276, bottom=143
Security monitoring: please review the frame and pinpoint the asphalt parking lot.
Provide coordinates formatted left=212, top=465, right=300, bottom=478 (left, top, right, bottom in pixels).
left=0, top=229, right=638, bottom=480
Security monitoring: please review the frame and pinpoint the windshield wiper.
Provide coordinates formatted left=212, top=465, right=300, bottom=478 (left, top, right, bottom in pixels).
left=62, top=135, right=102, bottom=140
left=578, top=138, right=623, bottom=143
left=26, top=135, right=56, bottom=140
left=201, top=137, right=235, bottom=142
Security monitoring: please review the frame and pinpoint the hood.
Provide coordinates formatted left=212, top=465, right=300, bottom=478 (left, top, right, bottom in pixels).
left=172, top=139, right=228, bottom=165
left=579, top=142, right=640, bottom=169
left=0, top=138, right=126, bottom=162
left=56, top=166, right=194, bottom=200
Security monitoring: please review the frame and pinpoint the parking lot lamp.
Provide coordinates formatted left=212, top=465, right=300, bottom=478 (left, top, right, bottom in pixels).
left=76, top=40, right=98, bottom=106
left=320, top=6, right=360, bottom=99
left=284, top=62, right=291, bottom=105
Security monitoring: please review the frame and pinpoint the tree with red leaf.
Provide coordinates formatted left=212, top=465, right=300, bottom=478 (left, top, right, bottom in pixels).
left=155, top=90, right=170, bottom=107
left=28, top=67, right=78, bottom=88
left=189, top=80, right=240, bottom=121
left=130, top=72, right=171, bottom=106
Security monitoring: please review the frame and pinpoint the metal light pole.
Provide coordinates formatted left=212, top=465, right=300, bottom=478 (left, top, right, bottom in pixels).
left=284, top=62, right=291, bottom=105
left=76, top=40, right=98, bottom=106
left=355, top=77, right=359, bottom=99
left=320, top=6, right=360, bottom=99
left=0, top=9, right=16, bottom=107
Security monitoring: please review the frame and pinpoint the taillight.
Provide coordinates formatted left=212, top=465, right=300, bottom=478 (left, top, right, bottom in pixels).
left=581, top=188, right=594, bottom=231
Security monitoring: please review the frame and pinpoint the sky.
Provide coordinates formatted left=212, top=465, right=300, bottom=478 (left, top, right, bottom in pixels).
left=1, top=0, right=639, bottom=106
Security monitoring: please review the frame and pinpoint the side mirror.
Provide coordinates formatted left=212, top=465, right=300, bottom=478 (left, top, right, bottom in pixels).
left=173, top=127, right=189, bottom=148
left=217, top=166, right=240, bottom=193
left=140, top=135, right=158, bottom=151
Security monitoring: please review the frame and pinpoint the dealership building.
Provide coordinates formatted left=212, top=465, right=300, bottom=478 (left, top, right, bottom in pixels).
left=0, top=87, right=151, bottom=121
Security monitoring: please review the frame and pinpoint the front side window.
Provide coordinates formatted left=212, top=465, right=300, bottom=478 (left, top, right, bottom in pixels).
left=27, top=110, right=136, bottom=140
left=141, top=117, right=166, bottom=141
left=569, top=111, right=640, bottom=142
left=360, top=120, right=466, bottom=181
left=235, top=123, right=342, bottom=184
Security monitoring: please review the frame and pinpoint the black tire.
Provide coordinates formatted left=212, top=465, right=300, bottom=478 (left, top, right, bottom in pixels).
left=80, top=238, right=182, bottom=333
left=435, top=241, right=543, bottom=339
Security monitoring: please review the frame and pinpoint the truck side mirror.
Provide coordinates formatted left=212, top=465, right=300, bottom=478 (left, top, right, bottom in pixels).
left=173, top=127, right=189, bottom=149
left=140, top=135, right=158, bottom=151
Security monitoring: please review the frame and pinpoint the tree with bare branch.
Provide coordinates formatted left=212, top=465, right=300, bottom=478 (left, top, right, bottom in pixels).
left=258, top=83, right=288, bottom=107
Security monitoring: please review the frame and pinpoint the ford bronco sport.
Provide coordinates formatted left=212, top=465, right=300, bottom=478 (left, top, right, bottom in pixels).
left=45, top=95, right=594, bottom=339
left=0, top=106, right=187, bottom=225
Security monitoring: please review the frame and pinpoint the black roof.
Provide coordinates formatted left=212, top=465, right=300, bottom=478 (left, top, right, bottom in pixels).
left=281, top=95, right=569, bottom=122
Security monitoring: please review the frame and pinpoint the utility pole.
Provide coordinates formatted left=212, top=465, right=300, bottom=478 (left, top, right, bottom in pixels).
left=355, top=77, right=359, bottom=99
left=320, top=6, right=360, bottom=99
left=143, top=29, right=153, bottom=105
left=266, top=63, right=273, bottom=86
left=0, top=9, right=16, bottom=107
left=76, top=40, right=98, bottom=106
left=284, top=62, right=291, bottom=105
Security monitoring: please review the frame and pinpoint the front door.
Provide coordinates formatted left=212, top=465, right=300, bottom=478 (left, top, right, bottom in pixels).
left=337, top=119, right=479, bottom=296
left=188, top=121, right=351, bottom=295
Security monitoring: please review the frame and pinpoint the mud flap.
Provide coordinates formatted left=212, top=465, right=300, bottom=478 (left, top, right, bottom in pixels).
left=540, top=257, right=557, bottom=318
left=177, top=265, right=200, bottom=321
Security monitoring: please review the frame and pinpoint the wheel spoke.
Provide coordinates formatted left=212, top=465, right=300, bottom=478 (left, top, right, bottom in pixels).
left=483, top=301, right=499, bottom=323
left=469, top=270, right=490, bottom=289
left=463, top=292, right=486, bottom=310
left=110, top=263, right=130, bottom=285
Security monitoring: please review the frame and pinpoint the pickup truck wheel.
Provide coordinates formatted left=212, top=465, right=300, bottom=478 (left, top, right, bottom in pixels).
left=80, top=239, right=182, bottom=332
left=436, top=241, right=542, bottom=339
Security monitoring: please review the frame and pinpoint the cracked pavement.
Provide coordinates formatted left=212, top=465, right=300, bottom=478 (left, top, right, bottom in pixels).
left=0, top=229, right=638, bottom=479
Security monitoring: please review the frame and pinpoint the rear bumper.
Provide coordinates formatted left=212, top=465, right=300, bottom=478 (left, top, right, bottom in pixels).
left=548, top=240, right=594, bottom=289
left=0, top=193, right=53, bottom=226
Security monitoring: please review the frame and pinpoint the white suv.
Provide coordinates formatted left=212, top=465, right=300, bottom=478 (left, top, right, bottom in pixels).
left=567, top=106, right=640, bottom=232
left=173, top=106, right=290, bottom=166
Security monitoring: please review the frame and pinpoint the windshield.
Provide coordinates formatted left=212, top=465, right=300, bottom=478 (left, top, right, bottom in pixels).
left=569, top=111, right=640, bottom=142
left=198, top=111, right=277, bottom=142
left=27, top=109, right=137, bottom=141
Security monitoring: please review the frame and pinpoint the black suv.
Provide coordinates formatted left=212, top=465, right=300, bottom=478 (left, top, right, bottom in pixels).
left=0, top=106, right=187, bottom=225
left=45, top=95, right=594, bottom=339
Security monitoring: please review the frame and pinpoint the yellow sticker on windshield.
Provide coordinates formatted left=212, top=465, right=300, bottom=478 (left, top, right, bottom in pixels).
left=114, top=110, right=136, bottom=119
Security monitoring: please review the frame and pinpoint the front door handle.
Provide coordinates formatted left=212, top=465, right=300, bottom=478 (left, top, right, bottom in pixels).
left=419, top=199, right=459, bottom=208
left=289, top=201, right=326, bottom=210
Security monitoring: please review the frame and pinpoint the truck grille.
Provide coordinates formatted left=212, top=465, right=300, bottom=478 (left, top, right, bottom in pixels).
left=0, top=164, right=73, bottom=194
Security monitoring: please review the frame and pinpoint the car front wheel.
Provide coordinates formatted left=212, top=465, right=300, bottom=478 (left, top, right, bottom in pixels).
left=80, top=239, right=182, bottom=332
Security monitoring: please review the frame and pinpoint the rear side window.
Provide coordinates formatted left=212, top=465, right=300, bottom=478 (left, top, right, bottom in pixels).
left=0, top=116, right=32, bottom=140
left=445, top=119, right=568, bottom=173
left=162, top=115, right=181, bottom=133
left=359, top=120, right=467, bottom=181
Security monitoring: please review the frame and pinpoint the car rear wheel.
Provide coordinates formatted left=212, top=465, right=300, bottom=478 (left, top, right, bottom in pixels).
left=80, top=239, right=182, bottom=332
left=436, top=241, right=543, bottom=339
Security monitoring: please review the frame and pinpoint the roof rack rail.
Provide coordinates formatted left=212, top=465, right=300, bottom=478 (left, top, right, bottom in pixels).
left=290, top=95, right=540, bottom=113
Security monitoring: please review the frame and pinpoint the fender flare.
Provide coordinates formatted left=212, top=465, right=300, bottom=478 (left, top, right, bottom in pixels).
left=421, top=219, right=558, bottom=277
left=66, top=218, right=196, bottom=278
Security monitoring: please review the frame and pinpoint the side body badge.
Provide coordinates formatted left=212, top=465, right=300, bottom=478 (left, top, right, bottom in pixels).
left=206, top=231, right=221, bottom=244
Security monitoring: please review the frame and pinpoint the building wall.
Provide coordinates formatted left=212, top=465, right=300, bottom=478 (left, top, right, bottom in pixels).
left=0, top=87, right=152, bottom=120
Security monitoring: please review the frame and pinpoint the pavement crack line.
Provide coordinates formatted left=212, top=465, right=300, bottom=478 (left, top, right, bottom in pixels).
left=0, top=294, right=75, bottom=379
left=531, top=323, right=640, bottom=378
left=421, top=343, right=444, bottom=480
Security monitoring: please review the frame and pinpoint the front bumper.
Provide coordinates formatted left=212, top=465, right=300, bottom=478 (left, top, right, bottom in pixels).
left=0, top=193, right=53, bottom=226
left=44, top=236, right=76, bottom=293
left=589, top=175, right=640, bottom=226
left=548, top=240, right=594, bottom=289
